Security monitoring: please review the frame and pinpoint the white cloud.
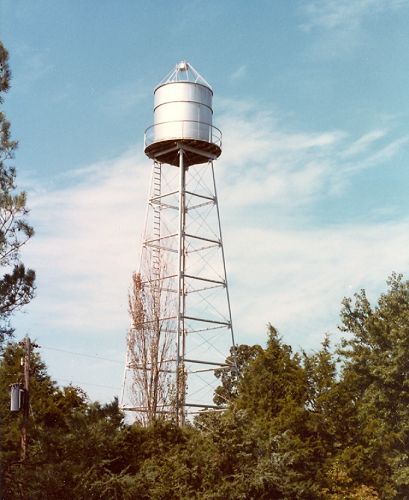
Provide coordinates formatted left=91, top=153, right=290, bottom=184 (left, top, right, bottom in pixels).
left=301, top=0, right=408, bottom=32
left=12, top=45, right=53, bottom=92
left=230, top=65, right=247, bottom=81
left=299, top=0, right=409, bottom=59
left=19, top=150, right=148, bottom=338
left=216, top=98, right=408, bottom=209
left=226, top=222, right=409, bottom=350
left=102, top=81, right=149, bottom=115
left=13, top=97, right=409, bottom=402
left=342, top=129, right=386, bottom=157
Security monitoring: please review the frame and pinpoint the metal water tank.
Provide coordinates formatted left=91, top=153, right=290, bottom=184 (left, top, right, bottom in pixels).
left=144, top=61, right=222, bottom=167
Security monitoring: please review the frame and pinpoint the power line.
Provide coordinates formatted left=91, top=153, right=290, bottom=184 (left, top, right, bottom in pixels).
left=58, top=378, right=120, bottom=391
left=41, top=345, right=123, bottom=365
left=37, top=346, right=123, bottom=392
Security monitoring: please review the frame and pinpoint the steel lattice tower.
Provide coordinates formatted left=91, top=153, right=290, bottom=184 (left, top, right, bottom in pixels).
left=121, top=61, right=236, bottom=425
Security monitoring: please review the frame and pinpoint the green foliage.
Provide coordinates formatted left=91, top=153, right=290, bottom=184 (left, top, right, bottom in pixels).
left=0, top=343, right=88, bottom=494
left=234, top=325, right=306, bottom=423
left=213, top=343, right=262, bottom=406
left=0, top=41, right=35, bottom=344
left=336, top=273, right=409, bottom=498
left=4, top=275, right=409, bottom=498
left=320, top=462, right=380, bottom=499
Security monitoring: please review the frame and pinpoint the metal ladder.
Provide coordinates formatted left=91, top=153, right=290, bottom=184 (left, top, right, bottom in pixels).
left=151, top=161, right=161, bottom=283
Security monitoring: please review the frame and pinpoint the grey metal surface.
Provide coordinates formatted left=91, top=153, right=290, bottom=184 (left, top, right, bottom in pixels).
left=146, top=62, right=219, bottom=152
left=153, top=80, right=213, bottom=144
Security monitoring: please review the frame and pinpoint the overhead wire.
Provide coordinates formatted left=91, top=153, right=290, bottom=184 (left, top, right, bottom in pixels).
left=41, top=345, right=123, bottom=364
left=12, top=343, right=122, bottom=392
left=38, top=346, right=123, bottom=393
left=58, top=378, right=121, bottom=391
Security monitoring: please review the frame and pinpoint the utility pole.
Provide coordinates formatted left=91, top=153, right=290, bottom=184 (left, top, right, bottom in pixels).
left=20, top=335, right=31, bottom=462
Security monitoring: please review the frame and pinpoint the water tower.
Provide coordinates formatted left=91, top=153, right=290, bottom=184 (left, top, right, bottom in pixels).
left=121, top=61, right=236, bottom=425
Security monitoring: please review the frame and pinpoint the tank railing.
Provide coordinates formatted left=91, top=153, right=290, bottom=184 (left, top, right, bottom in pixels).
left=144, top=121, right=222, bottom=149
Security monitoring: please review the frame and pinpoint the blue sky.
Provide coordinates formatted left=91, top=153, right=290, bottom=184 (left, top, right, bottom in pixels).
left=2, top=0, right=409, bottom=402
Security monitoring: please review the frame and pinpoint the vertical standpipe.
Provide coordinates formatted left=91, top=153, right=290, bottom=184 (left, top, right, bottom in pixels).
left=176, top=147, right=186, bottom=425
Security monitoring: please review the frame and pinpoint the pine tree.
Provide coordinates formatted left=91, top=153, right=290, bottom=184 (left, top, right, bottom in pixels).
left=0, top=41, right=35, bottom=344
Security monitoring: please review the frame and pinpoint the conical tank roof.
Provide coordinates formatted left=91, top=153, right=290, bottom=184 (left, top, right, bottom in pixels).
left=156, top=61, right=212, bottom=91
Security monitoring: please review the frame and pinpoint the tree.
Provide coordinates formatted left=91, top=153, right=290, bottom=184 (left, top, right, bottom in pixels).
left=302, top=336, right=376, bottom=496
left=0, top=342, right=85, bottom=496
left=336, top=273, right=409, bottom=498
left=127, top=271, right=175, bottom=424
left=213, top=343, right=262, bottom=407
left=0, top=341, right=130, bottom=499
left=0, top=41, right=35, bottom=344
left=206, top=326, right=324, bottom=498
left=234, top=325, right=307, bottom=424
